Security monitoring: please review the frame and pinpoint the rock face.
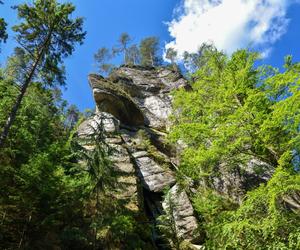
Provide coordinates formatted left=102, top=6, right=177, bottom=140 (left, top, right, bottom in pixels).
left=209, top=159, right=273, bottom=203
left=89, top=65, right=189, bottom=130
left=134, top=156, right=176, bottom=192
left=78, top=65, right=200, bottom=245
left=162, top=185, right=200, bottom=242
left=76, top=64, right=281, bottom=249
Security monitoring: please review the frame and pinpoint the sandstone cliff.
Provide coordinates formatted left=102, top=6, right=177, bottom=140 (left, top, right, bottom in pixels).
left=77, top=65, right=200, bottom=248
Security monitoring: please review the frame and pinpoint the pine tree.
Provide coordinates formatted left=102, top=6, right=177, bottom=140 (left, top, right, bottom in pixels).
left=113, top=32, right=132, bottom=64
left=126, top=44, right=140, bottom=65
left=140, top=37, right=161, bottom=67
left=0, top=0, right=86, bottom=147
left=94, top=47, right=114, bottom=75
left=165, top=47, right=178, bottom=70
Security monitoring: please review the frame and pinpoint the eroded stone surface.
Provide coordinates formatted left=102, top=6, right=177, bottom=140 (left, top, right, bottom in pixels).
left=162, top=185, right=199, bottom=242
left=210, top=159, right=273, bottom=203
left=134, top=156, right=176, bottom=192
left=89, top=66, right=189, bottom=129
left=77, top=112, right=120, bottom=136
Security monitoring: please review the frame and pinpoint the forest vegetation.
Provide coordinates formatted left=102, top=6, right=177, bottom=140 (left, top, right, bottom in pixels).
left=0, top=0, right=299, bottom=249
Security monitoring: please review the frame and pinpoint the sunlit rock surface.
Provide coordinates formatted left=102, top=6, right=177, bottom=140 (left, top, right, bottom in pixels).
left=162, top=184, right=200, bottom=242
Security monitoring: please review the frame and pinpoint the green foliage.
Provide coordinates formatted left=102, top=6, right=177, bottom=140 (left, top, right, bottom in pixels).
left=182, top=43, right=216, bottom=73
left=157, top=190, right=182, bottom=250
left=171, top=49, right=300, bottom=249
left=0, top=18, right=7, bottom=46
left=0, top=78, right=91, bottom=248
left=13, top=0, right=86, bottom=86
left=94, top=46, right=114, bottom=75
left=0, top=81, right=66, bottom=166
left=113, top=32, right=132, bottom=64
left=126, top=44, right=141, bottom=65
left=166, top=47, right=177, bottom=63
left=166, top=47, right=178, bottom=71
left=140, top=36, right=161, bottom=67
left=193, top=167, right=300, bottom=249
left=0, top=0, right=86, bottom=147
left=0, top=1, right=7, bottom=47
left=136, top=129, right=168, bottom=166
left=111, top=215, right=135, bottom=238
left=0, top=74, right=148, bottom=249
left=170, top=49, right=300, bottom=179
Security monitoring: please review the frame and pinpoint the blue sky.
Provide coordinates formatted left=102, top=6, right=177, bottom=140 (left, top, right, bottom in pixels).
left=1, top=0, right=300, bottom=111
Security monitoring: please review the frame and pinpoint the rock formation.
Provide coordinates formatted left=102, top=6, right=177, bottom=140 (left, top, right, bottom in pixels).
left=77, top=65, right=200, bottom=247
left=77, top=65, right=276, bottom=248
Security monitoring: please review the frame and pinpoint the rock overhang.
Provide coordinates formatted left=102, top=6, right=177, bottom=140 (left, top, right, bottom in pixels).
left=88, top=65, right=189, bottom=129
left=89, top=74, right=145, bottom=126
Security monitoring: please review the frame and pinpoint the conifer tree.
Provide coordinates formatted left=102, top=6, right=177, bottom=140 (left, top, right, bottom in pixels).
left=0, top=0, right=86, bottom=147
left=140, top=36, right=161, bottom=67
left=94, top=47, right=114, bottom=75
left=171, top=49, right=300, bottom=248
left=0, top=1, right=7, bottom=48
left=113, top=32, right=132, bottom=64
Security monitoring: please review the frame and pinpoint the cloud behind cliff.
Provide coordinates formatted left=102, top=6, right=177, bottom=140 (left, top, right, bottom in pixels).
left=165, top=0, right=298, bottom=58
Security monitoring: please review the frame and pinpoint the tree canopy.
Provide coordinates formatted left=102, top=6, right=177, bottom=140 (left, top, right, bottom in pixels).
left=0, top=1, right=8, bottom=48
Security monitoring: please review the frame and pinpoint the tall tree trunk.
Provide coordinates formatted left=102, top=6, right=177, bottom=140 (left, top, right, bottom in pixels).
left=0, top=30, right=52, bottom=148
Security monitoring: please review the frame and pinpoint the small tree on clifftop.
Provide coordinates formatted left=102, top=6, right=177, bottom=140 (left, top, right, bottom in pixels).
left=140, top=36, right=161, bottom=67
left=165, top=47, right=178, bottom=71
left=94, top=47, right=114, bottom=75
left=113, top=32, right=132, bottom=64
left=126, top=44, right=140, bottom=65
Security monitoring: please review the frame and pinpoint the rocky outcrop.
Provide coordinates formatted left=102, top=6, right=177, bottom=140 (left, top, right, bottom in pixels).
left=89, top=65, right=189, bottom=130
left=209, top=159, right=273, bottom=203
left=78, top=65, right=200, bottom=246
left=76, top=64, right=284, bottom=249
left=134, top=155, right=176, bottom=192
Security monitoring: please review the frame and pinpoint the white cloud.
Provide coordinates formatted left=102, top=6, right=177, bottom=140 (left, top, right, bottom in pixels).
left=165, top=0, right=297, bottom=59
